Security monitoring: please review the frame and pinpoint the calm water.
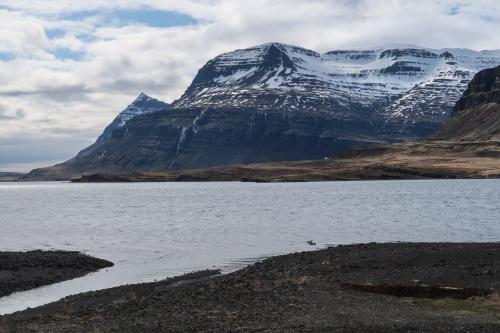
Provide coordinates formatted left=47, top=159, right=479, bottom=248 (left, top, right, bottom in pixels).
left=0, top=180, right=499, bottom=314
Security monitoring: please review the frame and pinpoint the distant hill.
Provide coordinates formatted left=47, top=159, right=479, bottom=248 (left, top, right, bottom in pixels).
left=0, top=172, right=25, bottom=182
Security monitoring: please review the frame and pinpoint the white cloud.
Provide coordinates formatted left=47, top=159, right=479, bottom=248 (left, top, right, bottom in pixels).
left=0, top=0, right=500, bottom=170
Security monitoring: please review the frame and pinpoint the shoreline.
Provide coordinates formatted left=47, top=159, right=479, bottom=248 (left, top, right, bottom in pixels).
left=2, top=242, right=500, bottom=332
left=71, top=141, right=500, bottom=183
left=0, top=251, right=113, bottom=299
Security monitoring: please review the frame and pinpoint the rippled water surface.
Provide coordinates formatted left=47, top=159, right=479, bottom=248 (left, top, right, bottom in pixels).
left=0, top=180, right=499, bottom=314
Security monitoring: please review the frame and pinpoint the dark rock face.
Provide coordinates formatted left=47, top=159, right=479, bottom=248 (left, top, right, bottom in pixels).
left=434, top=66, right=500, bottom=140
left=47, top=107, right=383, bottom=175
left=379, top=48, right=439, bottom=59
left=453, top=66, right=500, bottom=111
left=26, top=44, right=500, bottom=179
left=325, top=49, right=377, bottom=60
left=379, top=61, right=423, bottom=74
left=83, top=93, right=169, bottom=154
left=440, top=51, right=454, bottom=59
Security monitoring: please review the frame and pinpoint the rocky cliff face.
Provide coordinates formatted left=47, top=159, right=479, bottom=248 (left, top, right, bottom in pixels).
left=434, top=66, right=500, bottom=140
left=26, top=43, right=500, bottom=179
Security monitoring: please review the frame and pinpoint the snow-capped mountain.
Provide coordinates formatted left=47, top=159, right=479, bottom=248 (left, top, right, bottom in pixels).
left=93, top=93, right=169, bottom=148
left=173, top=43, right=500, bottom=136
left=26, top=43, right=500, bottom=179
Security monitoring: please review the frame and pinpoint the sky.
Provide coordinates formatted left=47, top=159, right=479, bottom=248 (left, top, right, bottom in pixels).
left=0, top=0, right=500, bottom=172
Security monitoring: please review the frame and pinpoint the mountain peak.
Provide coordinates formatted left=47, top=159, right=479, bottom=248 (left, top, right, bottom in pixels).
left=127, top=93, right=168, bottom=110
left=252, top=42, right=294, bottom=50
left=257, top=42, right=283, bottom=47
left=174, top=42, right=500, bottom=135
left=133, top=92, right=151, bottom=103
left=87, top=94, right=169, bottom=151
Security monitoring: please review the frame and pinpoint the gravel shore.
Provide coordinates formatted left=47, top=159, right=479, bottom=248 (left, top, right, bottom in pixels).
left=0, top=250, right=113, bottom=298
left=2, top=243, right=500, bottom=332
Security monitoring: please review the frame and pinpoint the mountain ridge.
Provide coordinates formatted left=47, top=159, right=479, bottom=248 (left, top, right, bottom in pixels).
left=25, top=43, right=500, bottom=180
left=172, top=42, right=500, bottom=136
left=74, top=65, right=500, bottom=183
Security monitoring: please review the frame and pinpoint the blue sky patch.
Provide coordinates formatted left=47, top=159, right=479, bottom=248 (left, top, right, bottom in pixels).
left=45, top=28, right=67, bottom=39
left=112, top=8, right=198, bottom=27
left=60, top=8, right=198, bottom=28
left=0, top=52, right=16, bottom=61
left=43, top=8, right=198, bottom=60
left=52, top=48, right=85, bottom=61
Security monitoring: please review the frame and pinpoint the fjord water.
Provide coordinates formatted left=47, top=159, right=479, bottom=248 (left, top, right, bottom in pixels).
left=0, top=180, right=499, bottom=314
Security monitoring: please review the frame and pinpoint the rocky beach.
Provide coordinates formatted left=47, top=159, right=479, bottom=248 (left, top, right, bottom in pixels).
left=2, top=243, right=500, bottom=332
left=0, top=251, right=113, bottom=298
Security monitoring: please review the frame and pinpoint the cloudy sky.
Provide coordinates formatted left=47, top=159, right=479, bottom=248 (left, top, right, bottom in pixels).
left=0, top=0, right=499, bottom=172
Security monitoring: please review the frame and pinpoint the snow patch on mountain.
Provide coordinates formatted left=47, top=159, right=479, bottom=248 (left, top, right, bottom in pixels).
left=114, top=93, right=168, bottom=127
left=172, top=42, right=500, bottom=136
left=92, top=93, right=169, bottom=149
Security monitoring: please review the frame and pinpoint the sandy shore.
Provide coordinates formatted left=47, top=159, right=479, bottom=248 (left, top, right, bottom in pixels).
left=2, top=243, right=500, bottom=332
left=0, top=250, right=113, bottom=298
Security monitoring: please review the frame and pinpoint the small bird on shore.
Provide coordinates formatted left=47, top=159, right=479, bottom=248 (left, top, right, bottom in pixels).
left=307, top=240, right=316, bottom=246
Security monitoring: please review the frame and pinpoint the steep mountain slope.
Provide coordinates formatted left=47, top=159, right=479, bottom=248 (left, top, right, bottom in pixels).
left=82, top=93, right=169, bottom=154
left=75, top=66, right=500, bottom=183
left=25, top=93, right=168, bottom=180
left=27, top=43, right=500, bottom=179
left=174, top=43, right=500, bottom=136
left=434, top=66, right=500, bottom=140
